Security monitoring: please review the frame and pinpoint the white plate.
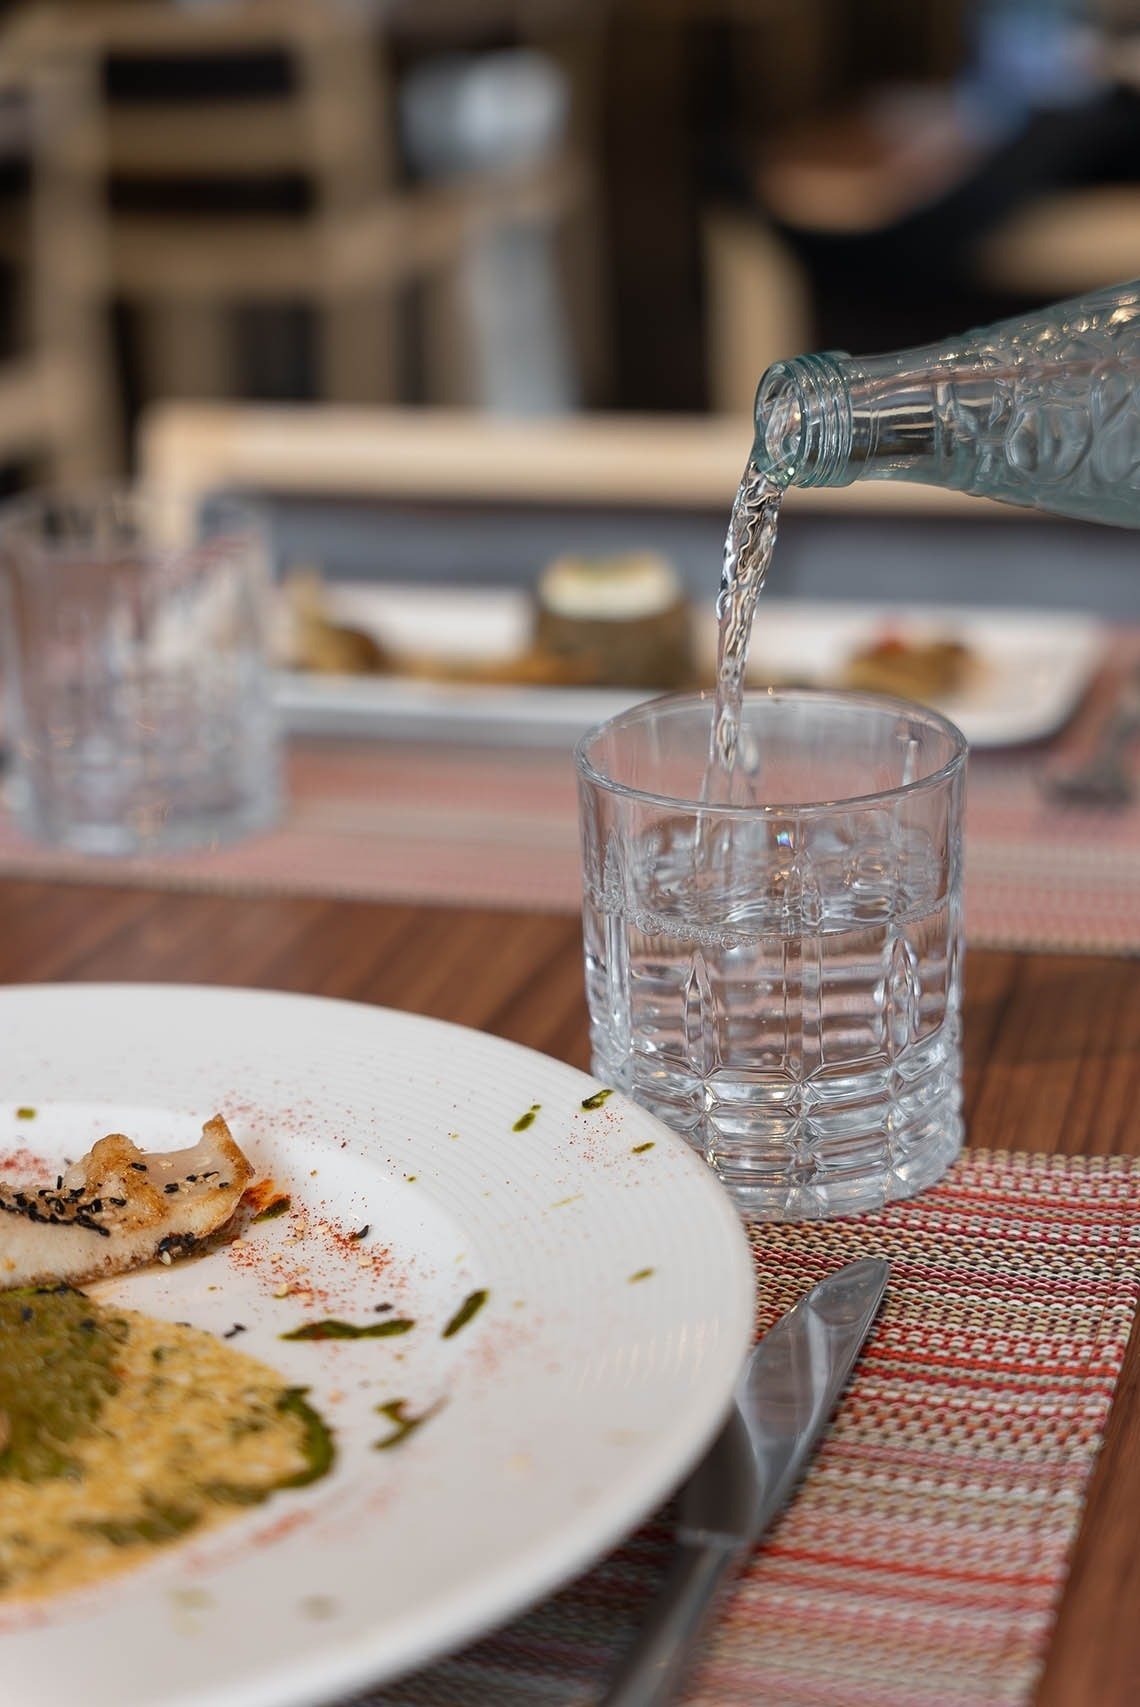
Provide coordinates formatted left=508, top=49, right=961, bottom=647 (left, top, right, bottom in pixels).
left=274, top=585, right=1106, bottom=750
left=0, top=986, right=754, bottom=1707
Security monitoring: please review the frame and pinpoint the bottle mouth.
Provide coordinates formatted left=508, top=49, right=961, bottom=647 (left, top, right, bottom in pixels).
left=752, top=353, right=854, bottom=487
left=752, top=366, right=803, bottom=484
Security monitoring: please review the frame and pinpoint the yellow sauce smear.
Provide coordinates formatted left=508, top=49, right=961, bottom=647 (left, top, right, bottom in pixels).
left=0, top=1293, right=330, bottom=1601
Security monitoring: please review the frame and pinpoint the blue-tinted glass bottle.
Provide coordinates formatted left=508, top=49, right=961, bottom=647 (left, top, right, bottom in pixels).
left=752, top=279, right=1140, bottom=527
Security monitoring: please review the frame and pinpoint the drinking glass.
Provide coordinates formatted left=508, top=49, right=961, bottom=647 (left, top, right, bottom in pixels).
left=1, top=488, right=281, bottom=855
left=575, top=689, right=967, bottom=1220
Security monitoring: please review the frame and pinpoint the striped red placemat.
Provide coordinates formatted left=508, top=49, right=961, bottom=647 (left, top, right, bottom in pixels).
left=2, top=648, right=1139, bottom=954
left=355, top=1147, right=1140, bottom=1707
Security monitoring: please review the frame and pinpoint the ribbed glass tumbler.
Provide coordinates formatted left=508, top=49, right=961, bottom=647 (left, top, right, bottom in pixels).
left=575, top=689, right=967, bottom=1220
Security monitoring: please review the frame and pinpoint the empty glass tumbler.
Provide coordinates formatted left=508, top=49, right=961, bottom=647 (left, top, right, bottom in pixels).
left=576, top=689, right=968, bottom=1220
left=1, top=489, right=281, bottom=856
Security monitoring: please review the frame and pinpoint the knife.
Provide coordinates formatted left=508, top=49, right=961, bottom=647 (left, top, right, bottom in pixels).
left=601, top=1256, right=889, bottom=1707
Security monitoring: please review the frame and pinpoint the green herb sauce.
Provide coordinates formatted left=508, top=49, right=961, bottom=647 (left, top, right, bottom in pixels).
left=0, top=1288, right=128, bottom=1482
left=441, top=1289, right=488, bottom=1339
left=373, top=1398, right=446, bottom=1451
left=281, top=1318, right=415, bottom=1342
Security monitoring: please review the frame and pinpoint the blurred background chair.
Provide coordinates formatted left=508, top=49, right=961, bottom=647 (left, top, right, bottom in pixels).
left=137, top=396, right=999, bottom=521
left=0, top=52, right=115, bottom=485
left=0, top=0, right=1135, bottom=490
left=2, top=0, right=606, bottom=464
left=134, top=393, right=1140, bottom=640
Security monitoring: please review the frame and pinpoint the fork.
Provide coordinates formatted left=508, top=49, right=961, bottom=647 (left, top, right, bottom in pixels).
left=1045, top=668, right=1140, bottom=808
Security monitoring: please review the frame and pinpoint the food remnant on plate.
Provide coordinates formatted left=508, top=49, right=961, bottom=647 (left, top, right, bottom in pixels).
left=0, top=1288, right=333, bottom=1601
left=281, top=1317, right=415, bottom=1342
left=0, top=1116, right=253, bottom=1291
left=441, top=1289, right=488, bottom=1340
left=512, top=1104, right=541, bottom=1133
left=580, top=1088, right=613, bottom=1111
left=251, top=1194, right=292, bottom=1224
left=15, top=1108, right=36, bottom=1122
left=628, top=1268, right=655, bottom=1283
left=631, top=1141, right=655, bottom=1155
left=301, top=1593, right=339, bottom=1619
left=840, top=633, right=977, bottom=703
left=373, top=1397, right=445, bottom=1452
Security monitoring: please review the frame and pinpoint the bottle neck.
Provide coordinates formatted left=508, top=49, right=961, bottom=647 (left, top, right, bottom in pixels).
left=752, top=353, right=852, bottom=486
left=752, top=350, right=948, bottom=489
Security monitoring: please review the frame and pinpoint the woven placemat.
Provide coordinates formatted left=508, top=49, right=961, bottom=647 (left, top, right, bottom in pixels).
left=2, top=646, right=1140, bottom=954
left=353, top=1148, right=1140, bottom=1707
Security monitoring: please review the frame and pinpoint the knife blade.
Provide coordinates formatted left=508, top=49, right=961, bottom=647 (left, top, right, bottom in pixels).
left=601, top=1256, right=889, bottom=1707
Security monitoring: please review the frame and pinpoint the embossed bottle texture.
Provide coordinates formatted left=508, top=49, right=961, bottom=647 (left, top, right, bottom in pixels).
left=751, top=278, right=1140, bottom=527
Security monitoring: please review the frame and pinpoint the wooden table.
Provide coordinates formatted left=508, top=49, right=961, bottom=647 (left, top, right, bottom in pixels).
left=3, top=873, right=1139, bottom=1706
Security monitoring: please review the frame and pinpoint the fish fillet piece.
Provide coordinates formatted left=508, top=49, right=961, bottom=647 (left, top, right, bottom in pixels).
left=0, top=1115, right=254, bottom=1290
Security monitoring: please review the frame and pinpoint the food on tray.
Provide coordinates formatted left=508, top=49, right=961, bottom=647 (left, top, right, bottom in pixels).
left=840, top=631, right=977, bottom=701
left=0, top=1286, right=332, bottom=1600
left=283, top=568, right=984, bottom=706
left=397, top=640, right=600, bottom=687
left=282, top=552, right=694, bottom=690
left=532, top=551, right=694, bottom=689
left=285, top=569, right=390, bottom=675
left=0, top=1115, right=253, bottom=1290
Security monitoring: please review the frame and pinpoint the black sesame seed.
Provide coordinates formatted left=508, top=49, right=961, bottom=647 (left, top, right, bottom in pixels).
left=163, top=1183, right=180, bottom=1194
left=74, top=1214, right=111, bottom=1237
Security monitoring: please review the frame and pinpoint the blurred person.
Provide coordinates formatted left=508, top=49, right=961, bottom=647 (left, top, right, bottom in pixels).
left=748, top=0, right=1140, bottom=352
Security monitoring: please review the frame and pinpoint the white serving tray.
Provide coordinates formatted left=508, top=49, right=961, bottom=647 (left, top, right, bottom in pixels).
left=274, top=585, right=1107, bottom=750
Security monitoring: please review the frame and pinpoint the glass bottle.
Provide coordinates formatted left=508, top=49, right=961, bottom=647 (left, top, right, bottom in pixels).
left=751, top=278, right=1140, bottom=527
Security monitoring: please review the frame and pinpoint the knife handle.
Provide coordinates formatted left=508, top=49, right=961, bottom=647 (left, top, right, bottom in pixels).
left=600, top=1537, right=742, bottom=1707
